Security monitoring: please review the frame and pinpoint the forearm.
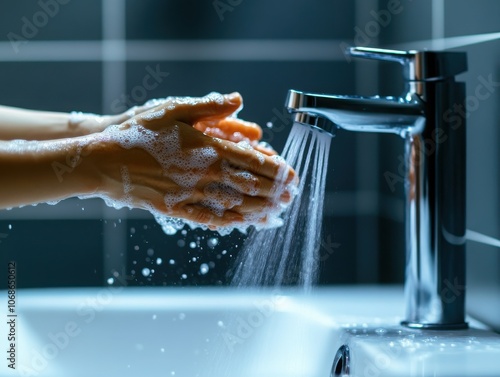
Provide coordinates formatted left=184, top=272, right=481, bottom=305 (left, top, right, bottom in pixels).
left=0, top=137, right=101, bottom=209
left=0, top=106, right=105, bottom=141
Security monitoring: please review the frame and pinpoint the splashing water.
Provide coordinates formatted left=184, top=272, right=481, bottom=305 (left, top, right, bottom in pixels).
left=231, top=123, right=332, bottom=289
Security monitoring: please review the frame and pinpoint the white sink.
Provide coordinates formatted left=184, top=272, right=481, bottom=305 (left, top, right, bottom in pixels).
left=1, top=286, right=499, bottom=377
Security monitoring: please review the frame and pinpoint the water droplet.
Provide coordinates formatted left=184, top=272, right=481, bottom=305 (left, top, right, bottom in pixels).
left=152, top=314, right=157, bottom=320
left=375, top=328, right=387, bottom=335
left=134, top=245, right=139, bottom=251
left=181, top=229, right=187, bottom=236
left=8, top=224, right=12, bottom=230
left=171, top=372, right=175, bottom=376
left=189, top=241, right=196, bottom=249
left=178, top=313, right=186, bottom=320
left=135, top=343, right=144, bottom=351
left=181, top=274, right=187, bottom=279
left=192, top=257, right=197, bottom=262
left=156, top=258, right=163, bottom=265
left=107, top=277, right=114, bottom=285
left=169, top=259, right=175, bottom=265
left=221, top=250, right=227, bottom=255
left=130, top=227, right=136, bottom=234
left=161, top=348, right=165, bottom=352
left=217, top=320, right=224, bottom=328
left=200, top=263, right=209, bottom=275
left=207, top=237, right=219, bottom=248
left=147, top=248, right=154, bottom=256
left=177, top=239, right=185, bottom=247
left=142, top=268, right=151, bottom=277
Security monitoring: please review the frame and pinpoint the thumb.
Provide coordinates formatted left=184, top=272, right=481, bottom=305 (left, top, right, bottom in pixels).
left=169, top=92, right=242, bottom=125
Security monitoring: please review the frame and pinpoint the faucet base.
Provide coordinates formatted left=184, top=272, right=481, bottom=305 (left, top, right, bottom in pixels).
left=401, top=320, right=469, bottom=330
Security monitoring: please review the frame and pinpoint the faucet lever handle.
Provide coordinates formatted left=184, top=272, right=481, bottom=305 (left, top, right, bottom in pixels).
left=348, top=46, right=467, bottom=81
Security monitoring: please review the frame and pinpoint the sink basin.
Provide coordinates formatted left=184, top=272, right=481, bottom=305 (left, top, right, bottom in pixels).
left=1, top=286, right=499, bottom=376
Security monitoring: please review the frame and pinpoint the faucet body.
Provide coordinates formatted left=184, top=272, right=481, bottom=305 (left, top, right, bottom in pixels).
left=286, top=47, right=468, bottom=329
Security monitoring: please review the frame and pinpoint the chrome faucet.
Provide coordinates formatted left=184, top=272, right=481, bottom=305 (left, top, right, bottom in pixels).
left=286, top=47, right=468, bottom=330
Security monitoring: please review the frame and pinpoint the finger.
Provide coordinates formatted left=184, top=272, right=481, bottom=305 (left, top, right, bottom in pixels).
left=180, top=204, right=244, bottom=227
left=196, top=117, right=262, bottom=141
left=232, top=193, right=291, bottom=214
left=219, top=163, right=285, bottom=198
left=252, top=142, right=277, bottom=156
left=167, top=92, right=243, bottom=125
left=220, top=141, right=296, bottom=184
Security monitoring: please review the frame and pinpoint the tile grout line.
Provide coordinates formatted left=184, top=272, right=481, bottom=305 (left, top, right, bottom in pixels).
left=354, top=0, right=380, bottom=283
left=0, top=39, right=349, bottom=62
left=101, top=0, right=127, bottom=287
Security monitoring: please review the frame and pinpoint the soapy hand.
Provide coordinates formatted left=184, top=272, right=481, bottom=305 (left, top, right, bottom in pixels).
left=95, top=92, right=297, bottom=231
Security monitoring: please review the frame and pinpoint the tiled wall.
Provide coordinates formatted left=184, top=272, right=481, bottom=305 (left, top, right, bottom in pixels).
left=3, top=1, right=496, bottom=299
left=0, top=0, right=376, bottom=288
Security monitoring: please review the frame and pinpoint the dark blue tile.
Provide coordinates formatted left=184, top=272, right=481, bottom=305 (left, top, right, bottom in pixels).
left=126, top=0, right=355, bottom=40
left=0, top=0, right=102, bottom=41
left=0, top=62, right=102, bottom=113
left=0, top=220, right=103, bottom=288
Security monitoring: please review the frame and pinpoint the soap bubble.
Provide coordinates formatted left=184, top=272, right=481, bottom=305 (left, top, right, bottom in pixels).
left=199, top=263, right=209, bottom=275
left=207, top=237, right=219, bottom=248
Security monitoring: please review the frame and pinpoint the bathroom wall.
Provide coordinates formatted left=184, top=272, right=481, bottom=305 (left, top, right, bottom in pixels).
left=0, top=0, right=372, bottom=288
left=1, top=0, right=497, bottom=311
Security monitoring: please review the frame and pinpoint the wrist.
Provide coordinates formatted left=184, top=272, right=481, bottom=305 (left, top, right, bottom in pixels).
left=68, top=112, right=109, bottom=135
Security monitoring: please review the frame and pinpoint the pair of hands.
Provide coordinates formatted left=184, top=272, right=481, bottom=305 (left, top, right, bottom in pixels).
left=86, top=92, right=296, bottom=229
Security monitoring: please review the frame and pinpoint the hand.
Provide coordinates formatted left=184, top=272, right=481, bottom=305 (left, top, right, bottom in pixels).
left=92, top=92, right=297, bottom=230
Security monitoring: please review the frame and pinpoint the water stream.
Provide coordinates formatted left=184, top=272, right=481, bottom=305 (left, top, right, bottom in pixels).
left=230, top=123, right=332, bottom=289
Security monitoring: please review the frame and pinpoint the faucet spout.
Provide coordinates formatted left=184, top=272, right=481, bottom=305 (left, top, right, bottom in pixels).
left=286, top=47, right=468, bottom=330
left=286, top=89, right=425, bottom=136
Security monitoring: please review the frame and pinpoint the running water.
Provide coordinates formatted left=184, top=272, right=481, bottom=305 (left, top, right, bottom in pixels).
left=230, top=122, right=332, bottom=289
